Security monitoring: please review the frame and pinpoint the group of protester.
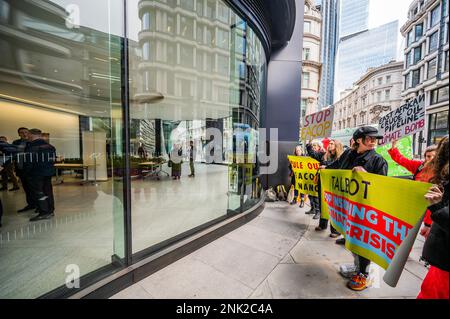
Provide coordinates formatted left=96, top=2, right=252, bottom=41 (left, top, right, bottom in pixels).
left=0, top=127, right=56, bottom=227
left=289, top=126, right=448, bottom=299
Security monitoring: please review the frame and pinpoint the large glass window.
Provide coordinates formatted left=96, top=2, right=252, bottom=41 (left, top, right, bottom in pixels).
left=429, top=31, right=439, bottom=53
left=414, top=46, right=422, bottom=64
left=412, top=69, right=421, bottom=87
left=180, top=0, right=195, bottom=11
left=406, top=50, right=412, bottom=67
left=404, top=72, right=411, bottom=89
left=428, top=111, right=449, bottom=145
left=180, top=16, right=194, bottom=39
left=428, top=57, right=437, bottom=79
left=0, top=0, right=126, bottom=298
left=445, top=50, right=449, bottom=72
left=415, top=23, right=423, bottom=40
left=302, top=72, right=310, bottom=89
left=127, top=0, right=265, bottom=256
left=304, top=21, right=311, bottom=33
left=431, top=86, right=449, bottom=104
left=430, top=5, right=440, bottom=27
left=407, top=29, right=414, bottom=46
left=0, top=0, right=268, bottom=299
left=303, top=48, right=310, bottom=60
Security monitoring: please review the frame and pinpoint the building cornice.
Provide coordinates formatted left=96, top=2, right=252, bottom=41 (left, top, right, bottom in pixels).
left=303, top=33, right=321, bottom=42
left=355, top=62, right=404, bottom=86
left=304, top=14, right=322, bottom=23
left=401, top=0, right=440, bottom=34
left=302, top=60, right=322, bottom=68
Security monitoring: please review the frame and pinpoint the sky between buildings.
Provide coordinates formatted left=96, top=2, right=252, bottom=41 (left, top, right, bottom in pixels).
left=368, top=0, right=413, bottom=61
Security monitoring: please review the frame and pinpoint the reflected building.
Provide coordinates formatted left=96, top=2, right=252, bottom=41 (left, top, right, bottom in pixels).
left=0, top=0, right=301, bottom=299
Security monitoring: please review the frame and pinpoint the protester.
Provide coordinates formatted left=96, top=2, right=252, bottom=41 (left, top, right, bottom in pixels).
left=306, top=140, right=325, bottom=219
left=417, top=135, right=449, bottom=299
left=326, top=126, right=388, bottom=291
left=23, top=129, right=56, bottom=221
left=315, top=139, right=343, bottom=237
left=388, top=140, right=437, bottom=238
left=289, top=145, right=305, bottom=207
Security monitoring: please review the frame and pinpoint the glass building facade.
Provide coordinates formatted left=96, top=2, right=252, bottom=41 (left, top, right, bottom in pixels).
left=338, top=0, right=369, bottom=39
left=0, top=0, right=269, bottom=298
left=334, top=20, right=399, bottom=99
left=318, top=0, right=339, bottom=108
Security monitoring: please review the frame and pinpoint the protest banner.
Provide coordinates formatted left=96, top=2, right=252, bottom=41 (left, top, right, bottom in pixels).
left=378, top=94, right=425, bottom=146
left=287, top=155, right=320, bottom=196
left=320, top=170, right=431, bottom=272
left=376, top=135, right=413, bottom=177
left=301, top=107, right=334, bottom=141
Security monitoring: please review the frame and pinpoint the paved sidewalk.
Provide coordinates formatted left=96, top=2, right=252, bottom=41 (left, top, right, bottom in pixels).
left=111, top=202, right=427, bottom=299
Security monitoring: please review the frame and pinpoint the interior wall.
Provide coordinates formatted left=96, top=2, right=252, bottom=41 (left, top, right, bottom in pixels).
left=0, top=100, right=80, bottom=158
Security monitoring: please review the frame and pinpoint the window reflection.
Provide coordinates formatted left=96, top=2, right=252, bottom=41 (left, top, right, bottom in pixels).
left=0, top=0, right=268, bottom=298
left=0, top=0, right=125, bottom=298
left=128, top=0, right=265, bottom=253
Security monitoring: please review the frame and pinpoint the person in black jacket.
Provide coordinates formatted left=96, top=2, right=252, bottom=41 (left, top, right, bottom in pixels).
left=417, top=135, right=449, bottom=299
left=13, top=127, right=37, bottom=212
left=305, top=140, right=325, bottom=218
left=325, top=126, right=388, bottom=291
left=23, top=129, right=56, bottom=221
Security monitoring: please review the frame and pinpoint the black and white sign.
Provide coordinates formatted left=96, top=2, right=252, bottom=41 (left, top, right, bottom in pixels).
left=378, top=94, right=426, bottom=146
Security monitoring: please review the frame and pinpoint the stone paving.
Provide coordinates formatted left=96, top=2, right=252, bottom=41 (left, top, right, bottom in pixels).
left=111, top=201, right=426, bottom=299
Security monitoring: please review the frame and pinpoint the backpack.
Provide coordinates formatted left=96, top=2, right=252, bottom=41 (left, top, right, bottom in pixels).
left=276, top=185, right=288, bottom=201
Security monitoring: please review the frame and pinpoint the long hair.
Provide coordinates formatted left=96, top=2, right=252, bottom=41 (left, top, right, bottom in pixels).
left=430, top=136, right=449, bottom=186
left=293, top=145, right=303, bottom=156
left=324, top=139, right=344, bottom=161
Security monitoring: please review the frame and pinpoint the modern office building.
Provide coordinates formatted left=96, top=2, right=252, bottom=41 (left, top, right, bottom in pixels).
left=317, top=0, right=338, bottom=109
left=401, top=0, right=449, bottom=154
left=332, top=61, right=404, bottom=131
left=338, top=0, right=369, bottom=39
left=301, top=0, right=322, bottom=124
left=0, top=0, right=302, bottom=298
left=334, top=20, right=399, bottom=100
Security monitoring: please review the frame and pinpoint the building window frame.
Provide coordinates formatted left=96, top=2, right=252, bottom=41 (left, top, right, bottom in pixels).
left=427, top=57, right=437, bottom=79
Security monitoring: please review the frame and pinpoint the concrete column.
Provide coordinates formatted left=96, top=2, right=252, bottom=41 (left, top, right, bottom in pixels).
left=262, top=0, right=303, bottom=189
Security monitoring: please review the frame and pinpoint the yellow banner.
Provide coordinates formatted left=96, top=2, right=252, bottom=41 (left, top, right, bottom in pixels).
left=288, top=155, right=321, bottom=197
left=320, top=169, right=431, bottom=269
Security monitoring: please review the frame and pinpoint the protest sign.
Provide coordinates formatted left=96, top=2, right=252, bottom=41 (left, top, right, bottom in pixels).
left=320, top=170, right=431, bottom=270
left=378, top=94, right=425, bottom=146
left=288, top=155, right=320, bottom=196
left=376, top=135, right=413, bottom=177
left=301, top=107, right=334, bottom=141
